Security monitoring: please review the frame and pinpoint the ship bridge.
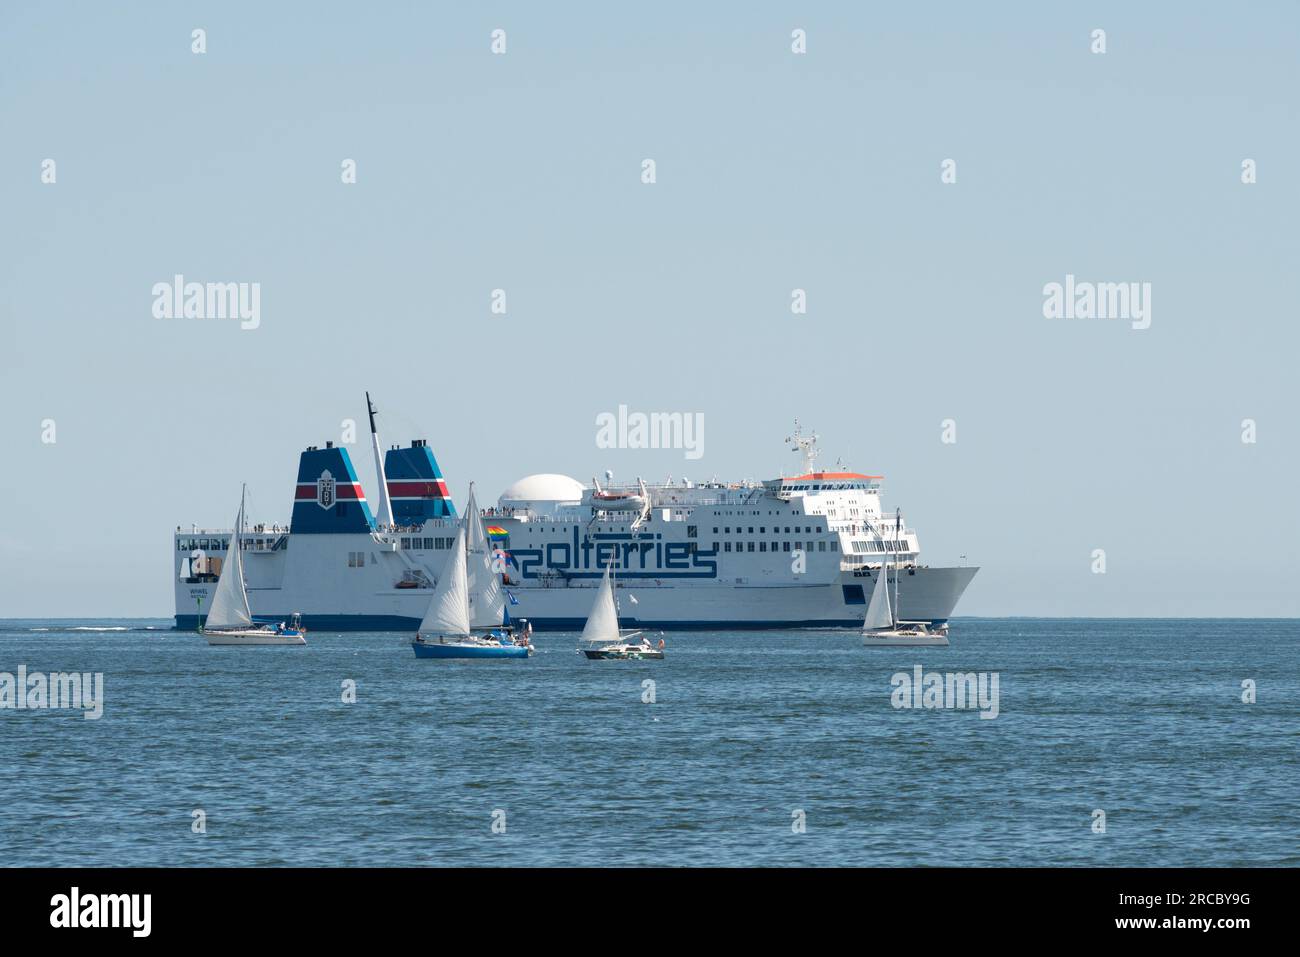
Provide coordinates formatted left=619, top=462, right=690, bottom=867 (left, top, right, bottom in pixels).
left=766, top=471, right=882, bottom=501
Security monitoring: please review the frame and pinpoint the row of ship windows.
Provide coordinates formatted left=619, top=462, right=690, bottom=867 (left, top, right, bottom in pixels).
left=398, top=537, right=457, bottom=550
left=712, top=526, right=823, bottom=535
left=522, top=527, right=638, bottom=534
left=783, top=484, right=864, bottom=491
left=716, top=541, right=837, bottom=553
left=178, top=539, right=228, bottom=551
left=850, top=540, right=909, bottom=553
left=177, top=538, right=279, bottom=551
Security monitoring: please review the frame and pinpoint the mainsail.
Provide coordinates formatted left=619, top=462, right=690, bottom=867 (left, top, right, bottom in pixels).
left=205, top=489, right=254, bottom=630
left=464, top=485, right=506, bottom=629
left=581, top=561, right=622, bottom=644
left=419, top=527, right=471, bottom=637
left=861, top=562, right=894, bottom=632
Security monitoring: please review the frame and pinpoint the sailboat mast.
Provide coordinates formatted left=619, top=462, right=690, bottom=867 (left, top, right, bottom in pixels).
left=367, top=392, right=395, bottom=528
left=235, top=482, right=247, bottom=587
left=892, top=507, right=900, bottom=627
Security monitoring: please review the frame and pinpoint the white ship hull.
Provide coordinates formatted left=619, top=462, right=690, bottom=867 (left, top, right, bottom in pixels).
left=175, top=532, right=976, bottom=631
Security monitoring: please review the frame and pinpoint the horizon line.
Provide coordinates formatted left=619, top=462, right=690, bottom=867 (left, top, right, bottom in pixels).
left=1, top=615, right=1297, bottom=623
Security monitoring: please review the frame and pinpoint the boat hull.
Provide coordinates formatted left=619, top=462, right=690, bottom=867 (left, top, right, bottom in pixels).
left=581, top=648, right=664, bottom=660
left=411, top=640, right=529, bottom=659
left=203, top=629, right=306, bottom=646
left=861, top=632, right=949, bottom=648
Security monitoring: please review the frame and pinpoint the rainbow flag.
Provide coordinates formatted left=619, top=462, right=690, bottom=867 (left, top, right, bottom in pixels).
left=486, top=526, right=509, bottom=539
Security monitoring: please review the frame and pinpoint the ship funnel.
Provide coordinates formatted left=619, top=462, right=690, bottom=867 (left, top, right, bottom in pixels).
left=290, top=445, right=376, bottom=534
left=384, top=440, right=456, bottom=523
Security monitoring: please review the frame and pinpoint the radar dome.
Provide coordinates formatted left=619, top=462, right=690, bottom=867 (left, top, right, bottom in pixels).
left=499, top=474, right=586, bottom=509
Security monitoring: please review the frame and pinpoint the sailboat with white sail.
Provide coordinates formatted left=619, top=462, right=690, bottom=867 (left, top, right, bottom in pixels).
left=411, top=524, right=530, bottom=659
left=202, top=486, right=307, bottom=645
left=861, top=513, right=948, bottom=647
left=580, top=561, right=664, bottom=660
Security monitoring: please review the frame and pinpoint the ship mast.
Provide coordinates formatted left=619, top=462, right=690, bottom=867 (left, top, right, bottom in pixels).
left=367, top=392, right=395, bottom=528
left=785, top=419, right=820, bottom=475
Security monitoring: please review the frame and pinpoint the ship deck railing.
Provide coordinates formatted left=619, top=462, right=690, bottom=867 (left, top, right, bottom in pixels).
left=178, top=524, right=291, bottom=535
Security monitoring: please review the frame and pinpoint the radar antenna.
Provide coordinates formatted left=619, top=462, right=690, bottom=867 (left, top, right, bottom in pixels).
left=785, top=419, right=820, bottom=475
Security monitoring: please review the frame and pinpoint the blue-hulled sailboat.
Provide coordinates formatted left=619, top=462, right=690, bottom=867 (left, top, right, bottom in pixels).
left=411, top=518, right=530, bottom=660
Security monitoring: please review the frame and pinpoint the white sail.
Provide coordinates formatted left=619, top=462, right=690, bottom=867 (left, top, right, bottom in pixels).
left=581, top=562, right=622, bottom=644
left=206, top=491, right=254, bottom=630
left=370, top=431, right=394, bottom=527
left=464, top=485, right=506, bottom=629
left=862, top=562, right=893, bottom=632
left=419, top=527, right=471, bottom=637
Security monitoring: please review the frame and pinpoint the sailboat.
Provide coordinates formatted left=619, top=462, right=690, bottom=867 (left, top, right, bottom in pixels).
left=861, top=531, right=948, bottom=648
left=411, top=525, right=530, bottom=659
left=465, top=483, right=533, bottom=653
left=580, top=561, right=664, bottom=660
left=202, top=486, right=307, bottom=646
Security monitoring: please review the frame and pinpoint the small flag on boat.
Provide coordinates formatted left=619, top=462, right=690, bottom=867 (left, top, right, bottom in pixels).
left=486, top=525, right=509, bottom=539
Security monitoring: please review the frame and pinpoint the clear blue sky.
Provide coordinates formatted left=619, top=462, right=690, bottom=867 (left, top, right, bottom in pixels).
left=1, top=2, right=1296, bottom=617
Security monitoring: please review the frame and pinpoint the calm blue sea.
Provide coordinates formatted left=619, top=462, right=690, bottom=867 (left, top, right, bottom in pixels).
left=0, top=618, right=1296, bottom=867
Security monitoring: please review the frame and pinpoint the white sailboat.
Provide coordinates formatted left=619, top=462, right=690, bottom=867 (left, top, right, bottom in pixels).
left=861, top=524, right=948, bottom=647
left=580, top=561, right=663, bottom=660
left=411, top=525, right=529, bottom=659
left=203, top=486, right=306, bottom=646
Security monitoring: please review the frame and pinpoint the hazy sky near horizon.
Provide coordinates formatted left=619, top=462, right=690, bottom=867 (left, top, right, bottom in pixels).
left=1, top=2, right=1297, bottom=617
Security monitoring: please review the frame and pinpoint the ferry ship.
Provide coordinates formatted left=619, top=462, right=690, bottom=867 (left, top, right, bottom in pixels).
left=173, top=402, right=977, bottom=631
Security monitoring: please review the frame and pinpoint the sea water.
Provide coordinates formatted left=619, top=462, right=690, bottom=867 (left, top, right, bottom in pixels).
left=0, top=618, right=1295, bottom=866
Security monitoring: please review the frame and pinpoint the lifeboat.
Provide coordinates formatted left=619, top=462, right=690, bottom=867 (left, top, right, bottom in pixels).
left=587, top=476, right=648, bottom=512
